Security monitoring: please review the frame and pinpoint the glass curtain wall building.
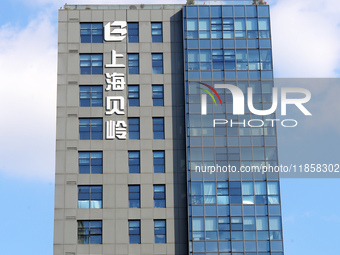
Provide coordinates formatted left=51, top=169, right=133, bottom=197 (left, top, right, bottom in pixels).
left=184, top=4, right=284, bottom=255
left=54, top=2, right=284, bottom=255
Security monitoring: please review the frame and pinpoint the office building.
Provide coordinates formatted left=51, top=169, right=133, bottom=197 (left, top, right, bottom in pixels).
left=54, top=1, right=284, bottom=255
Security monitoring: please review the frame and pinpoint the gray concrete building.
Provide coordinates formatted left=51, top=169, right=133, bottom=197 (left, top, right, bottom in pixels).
left=54, top=2, right=284, bottom=255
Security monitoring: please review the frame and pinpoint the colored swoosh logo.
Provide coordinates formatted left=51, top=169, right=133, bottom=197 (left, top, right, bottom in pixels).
left=199, top=82, right=223, bottom=106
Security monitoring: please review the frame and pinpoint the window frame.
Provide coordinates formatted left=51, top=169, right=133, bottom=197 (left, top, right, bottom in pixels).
left=80, top=23, right=103, bottom=43
left=128, top=151, right=140, bottom=173
left=153, top=117, right=165, bottom=139
left=78, top=185, right=103, bottom=209
left=153, top=151, right=165, bottom=173
left=128, top=53, right=139, bottom=74
left=80, top=54, right=103, bottom=75
left=128, top=117, right=140, bottom=140
left=128, top=185, right=140, bottom=208
left=154, top=220, right=166, bottom=243
left=78, top=220, right=102, bottom=244
left=79, top=85, right=103, bottom=107
left=128, top=22, right=139, bottom=43
left=152, top=53, right=164, bottom=74
left=78, top=151, right=103, bottom=174
left=129, top=220, right=141, bottom=244
left=152, top=85, right=164, bottom=106
left=79, top=118, right=103, bottom=140
left=128, top=85, right=140, bottom=106
left=151, top=22, right=163, bottom=43
left=154, top=184, right=166, bottom=208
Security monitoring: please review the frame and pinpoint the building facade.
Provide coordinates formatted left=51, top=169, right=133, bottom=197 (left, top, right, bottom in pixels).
left=54, top=2, right=284, bottom=255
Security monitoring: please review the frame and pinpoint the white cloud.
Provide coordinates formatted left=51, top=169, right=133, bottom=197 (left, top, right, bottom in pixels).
left=271, top=0, right=340, bottom=77
left=0, top=14, right=57, bottom=181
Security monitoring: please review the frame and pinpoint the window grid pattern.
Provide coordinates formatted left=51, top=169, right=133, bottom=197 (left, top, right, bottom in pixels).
left=152, top=53, right=164, bottom=74
left=128, top=151, right=140, bottom=173
left=153, top=151, right=165, bottom=173
left=128, top=118, right=140, bottom=140
left=153, top=117, right=165, bottom=139
left=151, top=22, right=163, bottom=42
left=129, top=220, right=141, bottom=244
left=79, top=118, right=103, bottom=140
left=154, top=185, right=166, bottom=208
left=78, top=152, right=103, bottom=174
left=78, top=185, right=102, bottom=208
left=128, top=185, right=140, bottom=208
left=152, top=85, right=164, bottom=106
left=80, top=54, right=103, bottom=75
left=78, top=220, right=102, bottom=244
left=80, top=23, right=103, bottom=43
left=128, top=54, right=139, bottom=74
left=154, top=220, right=166, bottom=243
left=79, top=85, right=103, bottom=107
left=128, top=22, right=139, bottom=43
left=184, top=5, right=283, bottom=255
left=128, top=85, right=139, bottom=106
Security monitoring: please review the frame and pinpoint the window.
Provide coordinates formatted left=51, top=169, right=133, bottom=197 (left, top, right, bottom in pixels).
left=78, top=186, right=102, bottom=208
left=128, top=85, right=139, bottom=106
left=153, top=117, right=164, bottom=139
left=128, top=151, right=140, bottom=173
left=79, top=118, right=103, bottom=140
left=153, top=151, right=165, bottom=173
left=154, top=220, right=166, bottom=243
left=79, top=86, right=103, bottom=107
left=128, top=185, right=140, bottom=208
left=80, top=54, right=103, bottom=75
left=128, top=54, right=139, bottom=74
left=78, top=152, right=103, bottom=174
left=152, top=53, right=163, bottom=74
left=154, top=185, right=165, bottom=208
left=152, top=85, right=164, bottom=106
left=78, top=220, right=102, bottom=244
left=128, top=118, right=140, bottom=140
left=128, top=23, right=139, bottom=43
left=151, top=22, right=163, bottom=43
left=80, top=23, right=103, bottom=43
left=129, top=220, right=140, bottom=243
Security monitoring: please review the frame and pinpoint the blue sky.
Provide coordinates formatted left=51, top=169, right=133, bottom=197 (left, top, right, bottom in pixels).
left=0, top=0, right=340, bottom=254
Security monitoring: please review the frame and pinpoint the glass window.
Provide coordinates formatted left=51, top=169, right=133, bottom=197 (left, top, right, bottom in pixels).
left=128, top=85, right=139, bottom=106
left=79, top=118, right=103, bottom=140
left=247, top=18, right=258, bottom=31
left=153, top=151, right=165, bottom=173
left=154, top=185, right=166, bottom=208
left=128, top=22, right=139, bottom=43
left=78, top=220, right=102, bottom=244
left=128, top=185, right=140, bottom=208
left=259, top=18, right=270, bottom=30
left=152, top=53, right=163, bottom=74
left=80, top=54, right=103, bottom=75
left=187, top=19, right=198, bottom=30
left=128, top=151, right=140, bottom=173
left=154, top=220, right=166, bottom=243
left=258, top=5, right=270, bottom=17
left=199, top=6, right=210, bottom=17
left=256, top=216, right=269, bottom=230
left=128, top=54, right=139, bottom=74
left=222, top=6, right=233, bottom=17
left=129, top=220, right=140, bottom=243
left=234, top=19, right=245, bottom=30
left=80, top=23, right=103, bottom=43
left=78, top=186, right=102, bottom=208
left=79, top=85, right=103, bottom=107
left=152, top=85, right=164, bottom=106
left=153, top=117, right=164, bottom=139
left=187, top=6, right=198, bottom=18
left=246, top=6, right=257, bottom=17
left=211, top=6, right=221, bottom=17
left=128, top=118, right=140, bottom=140
left=79, top=152, right=102, bottom=174
left=152, top=22, right=162, bottom=43
left=234, top=6, right=245, bottom=17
